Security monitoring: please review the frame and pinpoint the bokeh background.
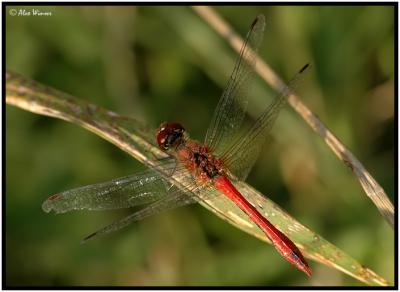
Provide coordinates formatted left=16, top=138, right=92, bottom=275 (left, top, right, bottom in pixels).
left=6, top=5, right=394, bottom=286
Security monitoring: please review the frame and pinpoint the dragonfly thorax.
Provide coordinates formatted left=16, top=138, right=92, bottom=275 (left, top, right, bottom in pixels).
left=176, top=141, right=225, bottom=182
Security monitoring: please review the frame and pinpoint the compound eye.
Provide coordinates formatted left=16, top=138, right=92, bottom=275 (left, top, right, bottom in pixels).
left=160, top=139, right=169, bottom=150
left=157, top=132, right=169, bottom=150
left=156, top=122, right=185, bottom=150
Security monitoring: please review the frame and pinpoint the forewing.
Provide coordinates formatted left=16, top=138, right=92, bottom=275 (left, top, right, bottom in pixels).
left=204, top=15, right=265, bottom=156
left=82, top=182, right=215, bottom=243
left=42, top=159, right=179, bottom=213
left=223, top=64, right=310, bottom=181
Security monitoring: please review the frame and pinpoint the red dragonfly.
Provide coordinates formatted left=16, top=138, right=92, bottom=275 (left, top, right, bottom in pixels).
left=43, top=15, right=311, bottom=276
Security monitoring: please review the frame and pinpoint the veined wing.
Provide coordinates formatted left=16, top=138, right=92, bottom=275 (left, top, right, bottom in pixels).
left=42, top=156, right=218, bottom=243
left=42, top=159, right=181, bottom=213
left=204, top=15, right=265, bottom=156
left=222, top=64, right=310, bottom=181
left=82, top=183, right=215, bottom=243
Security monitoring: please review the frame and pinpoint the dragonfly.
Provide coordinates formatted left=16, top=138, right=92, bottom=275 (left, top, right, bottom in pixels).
left=42, top=15, right=311, bottom=277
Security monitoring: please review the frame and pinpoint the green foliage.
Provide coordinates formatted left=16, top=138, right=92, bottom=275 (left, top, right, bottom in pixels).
left=6, top=5, right=394, bottom=286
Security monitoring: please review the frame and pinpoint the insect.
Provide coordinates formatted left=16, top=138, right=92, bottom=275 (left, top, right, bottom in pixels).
left=43, top=15, right=311, bottom=276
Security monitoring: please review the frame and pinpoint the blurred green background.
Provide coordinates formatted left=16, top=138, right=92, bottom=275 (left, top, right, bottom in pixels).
left=6, top=5, right=394, bottom=286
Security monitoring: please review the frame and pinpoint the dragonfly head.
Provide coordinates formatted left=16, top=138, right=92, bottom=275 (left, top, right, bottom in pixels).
left=156, top=122, right=186, bottom=151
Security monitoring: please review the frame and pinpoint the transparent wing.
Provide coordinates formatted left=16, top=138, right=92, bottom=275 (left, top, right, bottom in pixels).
left=82, top=183, right=215, bottom=243
left=42, top=159, right=181, bottom=213
left=204, top=15, right=265, bottom=156
left=223, top=64, right=310, bottom=181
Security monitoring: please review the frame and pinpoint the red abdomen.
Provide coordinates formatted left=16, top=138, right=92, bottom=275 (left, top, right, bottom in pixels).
left=214, top=176, right=311, bottom=276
